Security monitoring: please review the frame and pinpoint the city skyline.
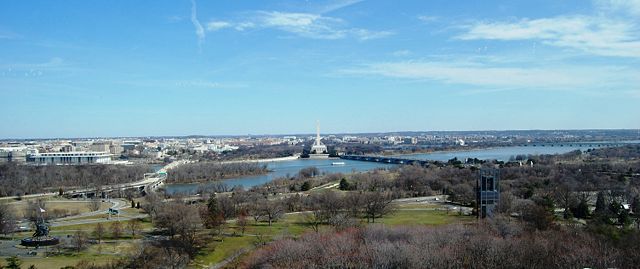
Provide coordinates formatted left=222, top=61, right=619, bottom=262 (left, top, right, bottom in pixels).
left=1, top=0, right=639, bottom=139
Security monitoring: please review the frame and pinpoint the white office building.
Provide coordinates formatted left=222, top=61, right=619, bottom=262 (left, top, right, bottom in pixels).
left=28, top=151, right=112, bottom=165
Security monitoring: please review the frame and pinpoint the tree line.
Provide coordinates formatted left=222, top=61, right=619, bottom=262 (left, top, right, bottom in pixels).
left=0, top=163, right=152, bottom=197
left=166, top=162, right=268, bottom=183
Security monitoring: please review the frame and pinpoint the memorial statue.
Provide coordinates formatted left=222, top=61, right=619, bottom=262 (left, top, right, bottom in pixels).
left=32, top=221, right=50, bottom=238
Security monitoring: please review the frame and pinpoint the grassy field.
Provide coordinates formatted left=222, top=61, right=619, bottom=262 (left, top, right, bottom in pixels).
left=1, top=255, right=114, bottom=269
left=189, top=206, right=471, bottom=268
left=379, top=208, right=474, bottom=226
left=7, top=199, right=111, bottom=218
left=2, top=198, right=472, bottom=268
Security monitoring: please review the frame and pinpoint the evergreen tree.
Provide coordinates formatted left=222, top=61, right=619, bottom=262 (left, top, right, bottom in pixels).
left=339, top=178, right=351, bottom=191
left=300, top=181, right=312, bottom=192
left=4, top=256, right=22, bottom=269
left=595, top=191, right=607, bottom=214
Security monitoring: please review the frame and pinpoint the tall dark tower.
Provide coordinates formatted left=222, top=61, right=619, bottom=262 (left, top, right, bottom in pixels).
left=477, top=168, right=500, bottom=219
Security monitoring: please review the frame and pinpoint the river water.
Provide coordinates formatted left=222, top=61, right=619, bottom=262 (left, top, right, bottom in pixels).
left=164, top=159, right=394, bottom=195
left=163, top=141, right=638, bottom=195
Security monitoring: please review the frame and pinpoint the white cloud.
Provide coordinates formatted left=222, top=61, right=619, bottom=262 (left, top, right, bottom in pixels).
left=167, top=15, right=183, bottom=23
left=392, top=50, right=411, bottom=56
left=595, top=0, right=640, bottom=16
left=315, top=0, right=364, bottom=14
left=418, top=15, right=438, bottom=23
left=207, top=21, right=232, bottom=31
left=205, top=11, right=391, bottom=40
left=352, top=29, right=394, bottom=40
left=257, top=11, right=346, bottom=39
left=190, top=0, right=205, bottom=51
left=457, top=15, right=640, bottom=58
left=340, top=60, right=639, bottom=92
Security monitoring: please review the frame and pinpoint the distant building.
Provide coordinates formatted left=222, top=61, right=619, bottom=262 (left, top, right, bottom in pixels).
left=90, top=142, right=110, bottom=152
left=28, top=151, right=112, bottom=165
left=0, top=146, right=31, bottom=163
left=60, top=144, right=74, bottom=152
left=477, top=169, right=500, bottom=218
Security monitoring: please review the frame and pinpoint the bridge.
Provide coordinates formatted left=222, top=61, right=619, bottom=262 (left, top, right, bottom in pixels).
left=65, top=160, right=191, bottom=199
left=517, top=142, right=631, bottom=147
left=340, top=155, right=429, bottom=166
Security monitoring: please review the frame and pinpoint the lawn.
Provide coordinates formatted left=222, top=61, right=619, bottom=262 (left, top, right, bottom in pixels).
left=379, top=208, right=474, bottom=226
left=1, top=252, right=115, bottom=269
left=8, top=199, right=111, bottom=218
left=189, top=208, right=472, bottom=268
left=190, top=213, right=314, bottom=268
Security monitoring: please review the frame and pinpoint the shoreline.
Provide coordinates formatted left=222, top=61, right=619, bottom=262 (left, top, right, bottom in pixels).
left=219, top=154, right=300, bottom=164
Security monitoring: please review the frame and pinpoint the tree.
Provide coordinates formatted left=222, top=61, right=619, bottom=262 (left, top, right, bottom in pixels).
left=93, top=223, right=105, bottom=244
left=4, top=256, right=22, bottom=269
left=595, top=191, right=607, bottom=215
left=631, top=196, right=640, bottom=214
left=362, top=191, right=395, bottom=223
left=154, top=202, right=202, bottom=251
left=261, top=200, right=284, bottom=226
left=300, top=181, right=312, bottom=191
left=72, top=231, right=88, bottom=252
left=571, top=196, right=590, bottom=219
left=0, top=203, right=16, bottom=236
left=237, top=209, right=249, bottom=235
left=523, top=204, right=554, bottom=230
left=339, top=178, right=351, bottom=191
left=87, top=197, right=101, bottom=212
left=206, top=196, right=223, bottom=220
left=554, top=184, right=576, bottom=219
left=304, top=211, right=323, bottom=233
left=111, top=221, right=122, bottom=240
left=142, top=192, right=161, bottom=220
left=26, top=199, right=47, bottom=223
left=127, top=219, right=141, bottom=239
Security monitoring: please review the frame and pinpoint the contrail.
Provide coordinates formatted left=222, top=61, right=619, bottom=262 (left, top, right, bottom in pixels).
left=190, top=0, right=205, bottom=52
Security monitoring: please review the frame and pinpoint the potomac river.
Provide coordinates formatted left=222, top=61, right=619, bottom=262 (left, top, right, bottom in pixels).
left=164, top=141, right=638, bottom=195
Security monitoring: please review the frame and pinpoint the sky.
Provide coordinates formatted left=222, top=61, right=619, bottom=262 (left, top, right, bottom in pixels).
left=1, top=0, right=639, bottom=139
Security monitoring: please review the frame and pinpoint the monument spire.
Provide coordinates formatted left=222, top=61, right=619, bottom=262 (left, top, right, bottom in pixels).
left=310, top=120, right=328, bottom=156
left=316, top=120, right=321, bottom=146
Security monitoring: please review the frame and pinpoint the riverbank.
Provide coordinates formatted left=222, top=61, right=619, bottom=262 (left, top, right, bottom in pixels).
left=220, top=154, right=300, bottom=164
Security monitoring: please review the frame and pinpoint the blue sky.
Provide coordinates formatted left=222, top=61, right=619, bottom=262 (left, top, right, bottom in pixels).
left=1, top=0, right=639, bottom=138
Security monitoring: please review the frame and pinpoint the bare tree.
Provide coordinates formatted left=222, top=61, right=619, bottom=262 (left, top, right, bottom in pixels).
left=261, top=199, right=284, bottom=226
left=554, top=183, right=576, bottom=219
left=143, top=192, right=162, bottom=220
left=0, top=202, right=16, bottom=236
left=127, top=219, right=142, bottom=239
left=93, top=222, right=105, bottom=244
left=237, top=209, right=249, bottom=235
left=110, top=221, right=122, bottom=240
left=26, top=199, right=48, bottom=222
left=362, top=191, right=395, bottom=223
left=87, top=197, right=102, bottom=212
left=304, top=211, right=323, bottom=233
left=72, top=230, right=88, bottom=252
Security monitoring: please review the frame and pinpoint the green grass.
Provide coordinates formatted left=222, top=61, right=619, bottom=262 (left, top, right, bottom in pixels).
left=190, top=209, right=472, bottom=268
left=1, top=253, right=116, bottom=269
left=51, top=219, right=153, bottom=234
left=379, top=208, right=473, bottom=226
left=190, top=213, right=314, bottom=268
left=191, top=236, right=254, bottom=268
